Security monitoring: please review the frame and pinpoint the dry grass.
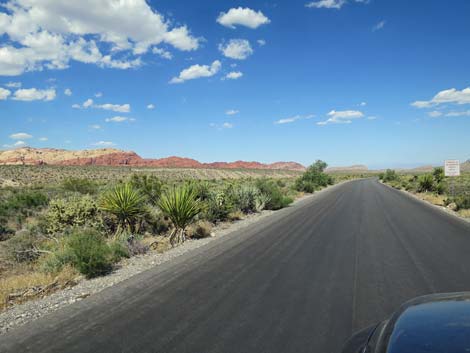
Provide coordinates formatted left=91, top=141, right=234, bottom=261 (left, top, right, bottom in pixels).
left=458, top=209, right=470, bottom=219
left=0, top=265, right=79, bottom=310
left=417, top=192, right=446, bottom=206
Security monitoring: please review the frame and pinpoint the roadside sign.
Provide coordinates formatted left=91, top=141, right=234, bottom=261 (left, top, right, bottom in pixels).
left=445, top=160, right=460, bottom=177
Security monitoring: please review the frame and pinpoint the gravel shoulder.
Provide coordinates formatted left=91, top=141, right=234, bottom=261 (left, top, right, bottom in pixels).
left=0, top=187, right=337, bottom=335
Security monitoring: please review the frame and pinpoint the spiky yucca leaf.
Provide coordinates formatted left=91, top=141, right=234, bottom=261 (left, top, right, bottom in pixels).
left=158, top=185, right=201, bottom=245
left=100, top=183, right=145, bottom=233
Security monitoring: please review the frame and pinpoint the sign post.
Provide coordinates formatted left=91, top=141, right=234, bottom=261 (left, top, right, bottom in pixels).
left=445, top=160, right=460, bottom=199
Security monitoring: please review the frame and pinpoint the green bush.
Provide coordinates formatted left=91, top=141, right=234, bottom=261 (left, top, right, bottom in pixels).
left=67, top=229, right=113, bottom=278
left=45, top=195, right=102, bottom=234
left=381, top=169, right=399, bottom=182
left=418, top=174, right=435, bottom=192
left=256, top=179, right=293, bottom=210
left=5, top=229, right=41, bottom=263
left=130, top=174, right=162, bottom=206
left=433, top=167, right=445, bottom=183
left=454, top=195, right=470, bottom=210
left=62, top=178, right=98, bottom=194
left=295, top=160, right=333, bottom=193
left=229, top=185, right=261, bottom=213
left=108, top=240, right=130, bottom=263
left=40, top=247, right=76, bottom=274
left=203, top=191, right=233, bottom=223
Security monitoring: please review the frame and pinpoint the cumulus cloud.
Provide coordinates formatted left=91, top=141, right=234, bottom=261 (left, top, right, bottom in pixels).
left=95, top=92, right=103, bottom=98
left=92, top=141, right=115, bottom=147
left=152, top=47, right=173, bottom=60
left=225, top=71, right=243, bottom=80
left=3, top=140, right=28, bottom=148
left=38, top=137, right=48, bottom=141
left=12, top=88, right=56, bottom=101
left=105, top=116, right=135, bottom=123
left=74, top=98, right=130, bottom=112
left=257, top=39, right=266, bottom=46
left=219, top=39, right=253, bottom=60
left=0, top=0, right=200, bottom=76
left=89, top=124, right=102, bottom=130
left=210, top=122, right=234, bottom=129
left=412, top=87, right=470, bottom=108
left=317, top=110, right=364, bottom=125
left=428, top=111, right=443, bottom=118
left=275, top=114, right=315, bottom=125
left=147, top=104, right=155, bottom=110
left=10, top=132, right=32, bottom=140
left=217, top=7, right=270, bottom=29
left=226, top=109, right=239, bottom=115
left=0, top=87, right=11, bottom=100
left=170, top=60, right=221, bottom=84
left=446, top=110, right=470, bottom=117
left=64, top=88, right=72, bottom=96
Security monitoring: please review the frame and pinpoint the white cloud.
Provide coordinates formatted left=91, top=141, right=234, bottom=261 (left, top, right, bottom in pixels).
left=0, top=0, right=200, bottom=76
left=170, top=60, right=221, bottom=84
left=105, top=116, right=135, bottom=123
left=257, top=39, right=266, bottom=46
left=12, top=88, right=56, bottom=101
left=10, top=132, right=33, bottom=140
left=96, top=103, right=131, bottom=113
left=372, top=20, right=386, bottom=31
left=223, top=122, right=233, bottom=129
left=92, top=141, right=115, bottom=147
left=305, top=0, right=369, bottom=9
left=147, top=104, right=155, bottom=110
left=412, top=87, right=470, bottom=108
left=38, top=137, right=48, bottom=141
left=219, top=39, right=253, bottom=60
left=210, top=122, right=234, bottom=129
left=72, top=103, right=81, bottom=109
left=446, top=110, right=470, bottom=117
left=89, top=124, right=102, bottom=130
left=14, top=141, right=27, bottom=147
left=83, top=98, right=94, bottom=108
left=217, top=7, right=270, bottom=29
left=275, top=114, right=315, bottom=125
left=64, top=88, right=72, bottom=96
left=359, top=102, right=367, bottom=106
left=152, top=47, right=173, bottom=60
left=367, top=116, right=377, bottom=120
left=0, top=87, right=11, bottom=100
left=428, top=111, right=443, bottom=118
left=225, top=71, right=243, bottom=80
left=5, top=82, right=21, bottom=88
left=95, top=92, right=103, bottom=98
left=226, top=109, right=239, bottom=115
left=306, top=0, right=346, bottom=9
left=317, top=110, right=364, bottom=125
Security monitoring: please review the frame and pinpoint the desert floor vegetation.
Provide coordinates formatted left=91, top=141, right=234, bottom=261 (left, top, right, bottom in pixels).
left=0, top=162, right=339, bottom=310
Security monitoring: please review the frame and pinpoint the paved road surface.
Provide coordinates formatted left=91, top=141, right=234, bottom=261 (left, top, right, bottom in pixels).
left=2, top=179, right=470, bottom=353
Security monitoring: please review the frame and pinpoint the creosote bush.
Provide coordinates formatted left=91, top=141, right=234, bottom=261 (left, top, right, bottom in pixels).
left=295, top=160, right=333, bottom=193
left=256, top=179, right=293, bottom=210
left=62, top=177, right=98, bottom=194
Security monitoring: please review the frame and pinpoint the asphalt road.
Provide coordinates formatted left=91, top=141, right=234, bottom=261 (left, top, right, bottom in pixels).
left=2, top=179, right=470, bottom=353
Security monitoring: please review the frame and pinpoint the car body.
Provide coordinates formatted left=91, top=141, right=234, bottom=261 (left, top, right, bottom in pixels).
left=342, top=292, right=470, bottom=353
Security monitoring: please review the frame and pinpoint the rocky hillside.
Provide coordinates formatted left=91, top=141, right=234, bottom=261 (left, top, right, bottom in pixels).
left=0, top=147, right=306, bottom=171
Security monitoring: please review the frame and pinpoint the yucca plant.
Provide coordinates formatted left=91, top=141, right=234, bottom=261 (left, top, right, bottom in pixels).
left=158, top=184, right=202, bottom=246
left=100, top=183, right=145, bottom=234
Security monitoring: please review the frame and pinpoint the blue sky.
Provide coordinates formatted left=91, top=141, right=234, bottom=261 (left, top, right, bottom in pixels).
left=1, top=0, right=469, bottom=168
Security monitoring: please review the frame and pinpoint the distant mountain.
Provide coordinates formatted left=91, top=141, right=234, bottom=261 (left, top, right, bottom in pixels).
left=326, top=165, right=369, bottom=173
left=0, top=147, right=306, bottom=171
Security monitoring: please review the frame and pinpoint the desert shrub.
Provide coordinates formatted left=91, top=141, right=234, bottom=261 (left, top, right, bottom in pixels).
left=67, top=229, right=112, bottom=278
left=158, top=184, right=201, bottom=246
left=435, top=182, right=446, bottom=195
left=45, top=195, right=102, bottom=234
left=130, top=174, right=162, bottom=206
left=40, top=247, right=75, bottom=274
left=100, top=183, right=146, bottom=234
left=5, top=229, right=42, bottom=263
left=0, top=189, right=49, bottom=230
left=418, top=174, right=435, bottom=192
left=381, top=169, right=399, bottom=182
left=229, top=184, right=261, bottom=213
left=193, top=181, right=212, bottom=201
left=188, top=221, right=213, bottom=239
left=295, top=160, right=333, bottom=193
left=433, top=167, right=445, bottom=183
left=203, top=191, right=233, bottom=223
left=108, top=240, right=130, bottom=262
left=62, top=177, right=98, bottom=194
left=256, top=179, right=293, bottom=210
left=454, top=195, right=470, bottom=210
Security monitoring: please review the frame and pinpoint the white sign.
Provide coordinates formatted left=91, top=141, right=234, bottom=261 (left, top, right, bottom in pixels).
left=445, top=160, right=460, bottom=177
